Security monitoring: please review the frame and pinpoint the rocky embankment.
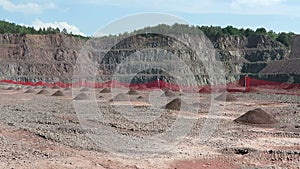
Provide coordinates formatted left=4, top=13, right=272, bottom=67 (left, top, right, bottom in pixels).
left=0, top=34, right=85, bottom=83
left=0, top=32, right=298, bottom=84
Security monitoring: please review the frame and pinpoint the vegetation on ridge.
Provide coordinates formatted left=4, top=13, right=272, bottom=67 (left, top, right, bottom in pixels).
left=0, top=20, right=294, bottom=46
left=0, top=20, right=89, bottom=40
left=133, top=24, right=294, bottom=47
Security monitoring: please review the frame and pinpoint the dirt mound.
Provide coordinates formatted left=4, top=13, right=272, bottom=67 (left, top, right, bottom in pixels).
left=199, top=86, right=212, bottom=93
left=164, top=98, right=190, bottom=111
left=51, top=90, right=64, bottom=96
left=73, top=93, right=89, bottom=100
left=6, top=86, right=14, bottom=90
left=35, top=86, right=46, bottom=89
left=80, top=87, right=89, bottom=92
left=136, top=95, right=148, bottom=102
left=36, top=89, right=50, bottom=95
left=110, top=93, right=129, bottom=102
left=15, top=87, right=22, bottom=91
left=127, top=88, right=140, bottom=95
left=162, top=90, right=179, bottom=97
left=99, top=88, right=111, bottom=93
left=162, top=87, right=170, bottom=91
left=52, top=86, right=60, bottom=89
left=137, top=96, right=145, bottom=100
left=214, top=93, right=237, bottom=102
left=234, top=108, right=279, bottom=125
left=24, top=89, right=35, bottom=93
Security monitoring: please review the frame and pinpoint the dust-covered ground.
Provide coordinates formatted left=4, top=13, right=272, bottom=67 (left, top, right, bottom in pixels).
left=0, top=84, right=299, bottom=169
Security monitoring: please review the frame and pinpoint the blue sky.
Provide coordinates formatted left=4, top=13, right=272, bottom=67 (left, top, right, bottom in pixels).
left=0, top=0, right=300, bottom=36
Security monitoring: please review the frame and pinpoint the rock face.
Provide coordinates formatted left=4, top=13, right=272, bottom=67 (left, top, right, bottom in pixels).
left=82, top=33, right=221, bottom=86
left=0, top=34, right=85, bottom=82
left=210, top=35, right=291, bottom=82
left=259, top=36, right=300, bottom=83
left=0, top=33, right=298, bottom=84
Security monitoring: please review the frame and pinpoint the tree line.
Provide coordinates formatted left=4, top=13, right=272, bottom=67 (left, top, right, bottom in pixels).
left=133, top=23, right=294, bottom=47
left=198, top=25, right=294, bottom=47
left=0, top=20, right=88, bottom=40
left=0, top=20, right=294, bottom=46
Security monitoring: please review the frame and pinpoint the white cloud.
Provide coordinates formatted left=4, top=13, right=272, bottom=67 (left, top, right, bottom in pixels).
left=0, top=0, right=55, bottom=14
left=32, top=19, right=85, bottom=36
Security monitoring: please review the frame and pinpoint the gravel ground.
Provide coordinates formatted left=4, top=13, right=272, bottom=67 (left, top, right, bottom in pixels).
left=0, top=84, right=299, bottom=168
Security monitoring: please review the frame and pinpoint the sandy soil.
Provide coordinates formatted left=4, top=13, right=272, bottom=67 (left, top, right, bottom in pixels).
left=0, top=84, right=299, bottom=169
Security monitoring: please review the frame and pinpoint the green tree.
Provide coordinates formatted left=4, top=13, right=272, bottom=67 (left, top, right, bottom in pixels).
left=62, top=28, right=68, bottom=34
left=276, top=32, right=290, bottom=47
left=255, top=28, right=267, bottom=34
left=267, top=30, right=278, bottom=39
left=222, top=26, right=241, bottom=36
left=245, top=28, right=255, bottom=37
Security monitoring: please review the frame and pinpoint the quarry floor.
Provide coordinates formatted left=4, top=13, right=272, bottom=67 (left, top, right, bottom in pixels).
left=0, top=84, right=299, bottom=169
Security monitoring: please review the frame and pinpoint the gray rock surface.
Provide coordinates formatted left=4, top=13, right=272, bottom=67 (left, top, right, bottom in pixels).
left=0, top=33, right=298, bottom=84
